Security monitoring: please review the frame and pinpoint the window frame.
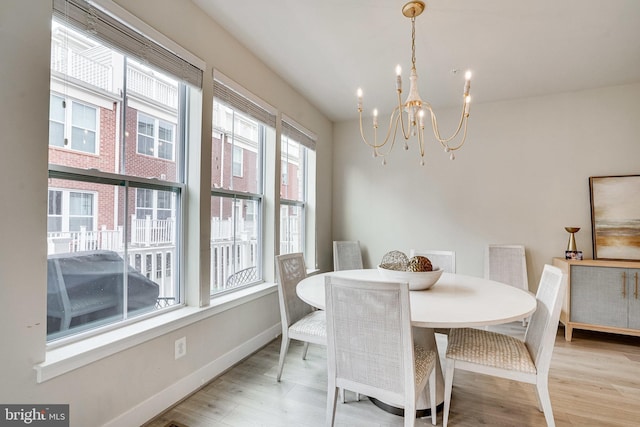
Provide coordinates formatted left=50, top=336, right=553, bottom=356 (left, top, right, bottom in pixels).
left=46, top=11, right=194, bottom=344
left=210, top=77, right=275, bottom=296
left=279, top=130, right=311, bottom=256
left=47, top=164, right=185, bottom=343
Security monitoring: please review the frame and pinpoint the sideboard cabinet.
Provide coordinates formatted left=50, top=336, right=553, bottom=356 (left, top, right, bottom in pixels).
left=552, top=258, right=640, bottom=341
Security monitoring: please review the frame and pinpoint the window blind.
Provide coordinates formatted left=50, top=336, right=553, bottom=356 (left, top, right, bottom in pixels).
left=213, top=80, right=277, bottom=129
left=282, top=120, right=316, bottom=151
left=52, top=0, right=203, bottom=88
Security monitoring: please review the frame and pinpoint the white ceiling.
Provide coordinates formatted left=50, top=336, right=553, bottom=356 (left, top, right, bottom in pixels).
left=191, top=0, right=640, bottom=122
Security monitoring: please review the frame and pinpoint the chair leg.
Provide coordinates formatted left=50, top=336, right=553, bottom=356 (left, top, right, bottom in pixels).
left=429, top=368, right=437, bottom=425
left=339, top=388, right=357, bottom=403
left=535, top=377, right=556, bottom=427
left=326, top=380, right=338, bottom=427
left=443, top=360, right=455, bottom=427
left=302, top=341, right=310, bottom=360
left=276, top=336, right=290, bottom=382
left=404, top=400, right=416, bottom=427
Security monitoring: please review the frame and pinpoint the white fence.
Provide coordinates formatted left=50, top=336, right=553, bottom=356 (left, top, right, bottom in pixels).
left=131, top=216, right=174, bottom=246
left=47, top=219, right=259, bottom=297
left=51, top=41, right=112, bottom=91
left=127, top=66, right=178, bottom=109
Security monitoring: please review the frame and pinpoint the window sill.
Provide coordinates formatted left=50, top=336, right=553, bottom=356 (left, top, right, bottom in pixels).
left=35, top=282, right=277, bottom=383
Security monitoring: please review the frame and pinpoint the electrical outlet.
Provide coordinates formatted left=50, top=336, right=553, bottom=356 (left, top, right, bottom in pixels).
left=175, top=337, right=187, bottom=360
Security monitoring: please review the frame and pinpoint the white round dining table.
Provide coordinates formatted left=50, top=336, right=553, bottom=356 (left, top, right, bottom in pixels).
left=296, top=269, right=537, bottom=417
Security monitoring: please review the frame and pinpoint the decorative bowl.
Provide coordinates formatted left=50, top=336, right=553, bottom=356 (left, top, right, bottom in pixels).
left=377, top=265, right=443, bottom=290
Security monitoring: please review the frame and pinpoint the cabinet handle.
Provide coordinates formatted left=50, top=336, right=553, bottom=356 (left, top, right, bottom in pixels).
left=635, top=272, right=638, bottom=299
left=622, top=272, right=627, bottom=298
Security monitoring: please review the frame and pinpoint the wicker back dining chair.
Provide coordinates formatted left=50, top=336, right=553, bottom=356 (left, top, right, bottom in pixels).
left=275, top=253, right=326, bottom=382
left=486, top=244, right=530, bottom=325
left=325, top=276, right=437, bottom=427
left=333, top=240, right=364, bottom=271
left=410, top=249, right=456, bottom=273
left=485, top=244, right=529, bottom=291
left=443, top=264, right=566, bottom=427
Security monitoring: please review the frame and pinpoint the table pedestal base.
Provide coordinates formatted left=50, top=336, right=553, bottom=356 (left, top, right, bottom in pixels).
left=369, top=397, right=444, bottom=418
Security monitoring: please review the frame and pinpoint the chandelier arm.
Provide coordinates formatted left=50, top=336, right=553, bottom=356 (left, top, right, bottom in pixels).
left=429, top=100, right=468, bottom=145
left=418, top=123, right=425, bottom=157
left=446, top=117, right=469, bottom=151
left=396, top=92, right=413, bottom=141
left=374, top=112, right=404, bottom=158
left=358, top=107, right=402, bottom=151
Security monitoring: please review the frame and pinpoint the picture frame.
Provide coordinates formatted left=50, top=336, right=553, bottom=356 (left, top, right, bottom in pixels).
left=589, top=175, right=640, bottom=260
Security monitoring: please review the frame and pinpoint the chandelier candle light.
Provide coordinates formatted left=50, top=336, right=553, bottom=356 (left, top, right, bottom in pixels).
left=357, top=1, right=472, bottom=166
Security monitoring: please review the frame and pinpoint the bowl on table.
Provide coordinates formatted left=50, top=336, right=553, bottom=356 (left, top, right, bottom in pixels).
left=377, top=264, right=443, bottom=290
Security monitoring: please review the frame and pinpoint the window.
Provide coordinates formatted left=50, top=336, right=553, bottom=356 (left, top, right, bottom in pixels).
left=279, top=119, right=315, bottom=255
left=135, top=189, right=175, bottom=220
left=137, top=112, right=175, bottom=161
left=232, top=146, right=243, bottom=177
left=47, top=189, right=96, bottom=233
left=210, top=77, right=275, bottom=294
left=47, top=0, right=203, bottom=342
left=48, top=94, right=98, bottom=154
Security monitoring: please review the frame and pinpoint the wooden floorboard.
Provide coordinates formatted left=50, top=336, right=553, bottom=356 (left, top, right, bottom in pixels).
left=143, top=324, right=640, bottom=426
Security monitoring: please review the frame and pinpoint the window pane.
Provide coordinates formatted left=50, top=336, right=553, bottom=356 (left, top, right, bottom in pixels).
left=47, top=181, right=126, bottom=340
left=281, top=136, right=305, bottom=202
left=69, top=192, right=93, bottom=215
left=137, top=114, right=155, bottom=156
left=49, top=122, right=65, bottom=147
left=47, top=179, right=180, bottom=341
left=70, top=103, right=97, bottom=153
left=210, top=195, right=260, bottom=293
left=232, top=146, right=243, bottom=177
left=48, top=217, right=62, bottom=233
left=157, top=191, right=171, bottom=209
left=47, top=190, right=62, bottom=233
left=212, top=101, right=262, bottom=193
left=280, top=204, right=304, bottom=255
left=49, top=95, right=65, bottom=147
left=48, top=190, right=62, bottom=215
left=158, top=120, right=174, bottom=161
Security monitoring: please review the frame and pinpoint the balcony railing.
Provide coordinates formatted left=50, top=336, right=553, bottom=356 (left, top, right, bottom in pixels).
left=131, top=216, right=174, bottom=247
left=127, top=66, right=178, bottom=109
left=47, top=219, right=260, bottom=297
left=51, top=41, right=112, bottom=91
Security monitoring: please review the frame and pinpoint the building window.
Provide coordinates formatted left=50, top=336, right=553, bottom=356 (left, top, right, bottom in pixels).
left=232, top=146, right=243, bottom=177
left=48, top=94, right=98, bottom=154
left=46, top=5, right=202, bottom=342
left=211, top=77, right=275, bottom=294
left=47, top=189, right=96, bottom=233
left=137, top=112, right=175, bottom=161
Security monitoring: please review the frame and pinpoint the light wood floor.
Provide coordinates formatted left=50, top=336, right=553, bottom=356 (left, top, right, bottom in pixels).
left=144, top=324, right=640, bottom=426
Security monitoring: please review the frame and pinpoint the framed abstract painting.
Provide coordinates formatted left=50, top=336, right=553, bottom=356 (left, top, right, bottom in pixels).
left=589, top=175, right=640, bottom=260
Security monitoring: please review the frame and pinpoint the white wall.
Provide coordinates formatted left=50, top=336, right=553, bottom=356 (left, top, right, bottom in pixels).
left=333, top=83, right=640, bottom=289
left=0, top=0, right=333, bottom=426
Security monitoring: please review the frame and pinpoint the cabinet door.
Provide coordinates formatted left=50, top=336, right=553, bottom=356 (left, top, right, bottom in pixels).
left=628, top=269, right=640, bottom=329
left=570, top=266, right=627, bottom=327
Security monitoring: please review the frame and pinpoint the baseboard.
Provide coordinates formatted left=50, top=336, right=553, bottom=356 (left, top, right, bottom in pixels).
left=103, top=323, right=281, bottom=427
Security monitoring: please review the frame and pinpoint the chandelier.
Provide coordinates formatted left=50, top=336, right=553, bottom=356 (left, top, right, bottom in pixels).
left=356, top=1, right=472, bottom=166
